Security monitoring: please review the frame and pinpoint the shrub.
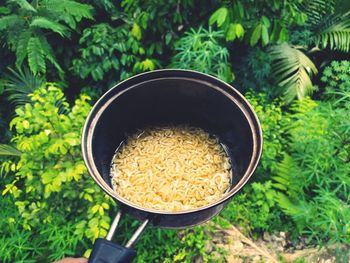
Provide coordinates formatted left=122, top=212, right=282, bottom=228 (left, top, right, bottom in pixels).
left=170, top=27, right=234, bottom=83
left=1, top=84, right=113, bottom=261
left=72, top=23, right=158, bottom=87
left=273, top=97, right=350, bottom=244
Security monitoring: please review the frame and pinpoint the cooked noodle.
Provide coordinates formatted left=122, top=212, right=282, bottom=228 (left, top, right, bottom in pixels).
left=110, top=125, right=231, bottom=211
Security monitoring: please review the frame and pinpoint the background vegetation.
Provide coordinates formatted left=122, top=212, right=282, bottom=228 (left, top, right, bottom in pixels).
left=0, top=0, right=350, bottom=262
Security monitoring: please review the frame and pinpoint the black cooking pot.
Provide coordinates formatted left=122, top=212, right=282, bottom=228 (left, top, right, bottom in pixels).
left=82, top=69, right=262, bottom=263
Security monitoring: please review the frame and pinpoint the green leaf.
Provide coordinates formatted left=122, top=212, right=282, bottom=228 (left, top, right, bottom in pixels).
left=261, top=25, right=269, bottom=46
left=314, top=13, right=350, bottom=52
left=270, top=21, right=281, bottom=43
left=30, top=17, right=68, bottom=37
left=261, top=16, right=271, bottom=28
left=15, top=31, right=32, bottom=68
left=12, top=0, right=37, bottom=12
left=233, top=1, right=244, bottom=20
left=209, top=7, right=228, bottom=27
left=48, top=0, right=93, bottom=22
left=131, top=23, right=141, bottom=40
left=27, top=37, right=46, bottom=75
left=0, top=15, right=21, bottom=31
left=0, top=144, right=22, bottom=156
left=165, top=32, right=172, bottom=45
left=235, top=23, right=245, bottom=39
left=226, top=24, right=236, bottom=41
left=226, top=23, right=245, bottom=41
left=38, top=36, right=63, bottom=74
left=279, top=27, right=289, bottom=43
left=269, top=44, right=318, bottom=102
left=0, top=7, right=10, bottom=14
left=250, top=24, right=262, bottom=46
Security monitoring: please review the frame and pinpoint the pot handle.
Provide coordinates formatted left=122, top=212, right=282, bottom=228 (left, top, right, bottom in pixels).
left=88, top=210, right=149, bottom=263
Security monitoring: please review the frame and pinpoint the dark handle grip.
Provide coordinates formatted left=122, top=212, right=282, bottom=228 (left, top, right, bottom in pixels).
left=88, top=211, right=149, bottom=263
left=88, top=238, right=136, bottom=263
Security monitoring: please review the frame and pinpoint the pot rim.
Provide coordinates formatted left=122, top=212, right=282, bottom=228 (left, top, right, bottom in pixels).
left=82, top=69, right=263, bottom=215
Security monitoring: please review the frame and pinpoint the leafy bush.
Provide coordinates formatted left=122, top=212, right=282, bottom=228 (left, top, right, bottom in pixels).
left=171, top=27, right=234, bottom=83
left=209, top=0, right=350, bottom=102
left=221, top=181, right=283, bottom=235
left=72, top=23, right=158, bottom=87
left=209, top=0, right=307, bottom=46
left=321, top=60, right=350, bottom=103
left=273, top=97, right=350, bottom=244
left=120, top=0, right=207, bottom=55
left=0, top=0, right=93, bottom=75
left=1, top=84, right=113, bottom=261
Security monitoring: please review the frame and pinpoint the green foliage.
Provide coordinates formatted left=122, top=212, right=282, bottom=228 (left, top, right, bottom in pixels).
left=272, top=97, right=350, bottom=244
left=304, top=0, right=350, bottom=52
left=321, top=60, right=350, bottom=103
left=0, top=144, right=21, bottom=156
left=0, top=195, right=42, bottom=262
left=0, top=0, right=93, bottom=75
left=1, top=84, right=114, bottom=261
left=120, top=0, right=203, bottom=51
left=266, top=0, right=350, bottom=103
left=313, top=12, right=350, bottom=52
left=246, top=93, right=289, bottom=174
left=72, top=23, right=157, bottom=86
left=133, top=225, right=225, bottom=263
left=221, top=181, right=283, bottom=235
left=1, top=67, right=44, bottom=107
left=171, top=27, right=234, bottom=83
left=209, top=0, right=307, bottom=46
left=269, top=44, right=318, bottom=102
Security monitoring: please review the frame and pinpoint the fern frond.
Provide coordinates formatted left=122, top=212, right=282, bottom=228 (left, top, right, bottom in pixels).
left=275, top=192, right=313, bottom=231
left=30, top=17, right=68, bottom=37
left=11, top=0, right=37, bottom=13
left=27, top=37, right=46, bottom=75
left=272, top=154, right=303, bottom=197
left=290, top=97, right=318, bottom=115
left=0, top=144, right=21, bottom=156
left=15, top=31, right=32, bottom=68
left=301, top=0, right=335, bottom=25
left=3, top=67, right=44, bottom=106
left=269, top=44, right=318, bottom=103
left=314, top=13, right=350, bottom=52
left=38, top=36, right=63, bottom=74
left=45, top=0, right=93, bottom=21
left=0, top=15, right=22, bottom=31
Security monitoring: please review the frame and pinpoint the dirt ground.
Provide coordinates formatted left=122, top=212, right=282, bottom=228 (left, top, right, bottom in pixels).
left=207, top=224, right=349, bottom=263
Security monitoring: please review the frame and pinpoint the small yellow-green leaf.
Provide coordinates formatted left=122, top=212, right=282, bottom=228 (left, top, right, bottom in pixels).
left=91, top=205, right=99, bottom=214
left=100, top=220, right=110, bottom=229
left=142, top=59, right=155, bottom=71
left=98, top=206, right=104, bottom=216
left=131, top=23, right=141, bottom=40
left=23, top=120, right=30, bottom=129
left=209, top=7, right=228, bottom=27
left=235, top=23, right=245, bottom=39
left=84, top=249, right=92, bottom=258
left=102, top=203, right=109, bottom=209
left=226, top=24, right=236, bottom=41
